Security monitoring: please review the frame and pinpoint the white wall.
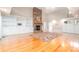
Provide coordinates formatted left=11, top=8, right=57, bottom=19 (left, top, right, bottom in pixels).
left=48, top=20, right=62, bottom=33
left=43, top=13, right=65, bottom=33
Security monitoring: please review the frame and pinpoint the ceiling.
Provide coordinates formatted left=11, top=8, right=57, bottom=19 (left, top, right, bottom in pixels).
left=10, top=7, right=33, bottom=17
left=0, top=7, right=12, bottom=15
left=0, top=7, right=79, bottom=19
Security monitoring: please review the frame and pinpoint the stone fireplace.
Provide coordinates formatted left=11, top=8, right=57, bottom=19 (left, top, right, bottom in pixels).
left=33, top=7, right=42, bottom=32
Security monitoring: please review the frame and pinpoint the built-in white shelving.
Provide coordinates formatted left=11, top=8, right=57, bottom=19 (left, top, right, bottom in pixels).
left=2, top=16, right=33, bottom=36
left=62, top=18, right=79, bottom=34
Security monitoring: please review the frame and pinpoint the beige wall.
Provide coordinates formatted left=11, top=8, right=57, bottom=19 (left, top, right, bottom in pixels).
left=11, top=7, right=33, bottom=17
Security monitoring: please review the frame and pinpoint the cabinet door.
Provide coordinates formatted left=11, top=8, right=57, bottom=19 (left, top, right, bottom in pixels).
left=67, top=24, right=74, bottom=33
left=2, top=16, right=17, bottom=36
left=17, top=19, right=33, bottom=34
left=74, top=24, right=79, bottom=34
left=62, top=24, right=74, bottom=33
left=62, top=24, right=69, bottom=33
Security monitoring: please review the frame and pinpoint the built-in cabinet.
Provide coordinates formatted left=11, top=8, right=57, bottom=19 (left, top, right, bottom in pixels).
left=62, top=18, right=79, bottom=34
left=2, top=16, right=33, bottom=36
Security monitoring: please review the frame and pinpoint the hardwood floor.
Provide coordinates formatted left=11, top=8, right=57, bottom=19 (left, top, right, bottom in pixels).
left=0, top=32, right=79, bottom=52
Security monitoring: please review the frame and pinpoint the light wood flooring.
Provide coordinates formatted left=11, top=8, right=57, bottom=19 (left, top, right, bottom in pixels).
left=0, top=32, right=79, bottom=52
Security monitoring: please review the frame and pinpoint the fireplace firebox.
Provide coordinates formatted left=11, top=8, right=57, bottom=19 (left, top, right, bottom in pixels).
left=34, top=24, right=42, bottom=32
